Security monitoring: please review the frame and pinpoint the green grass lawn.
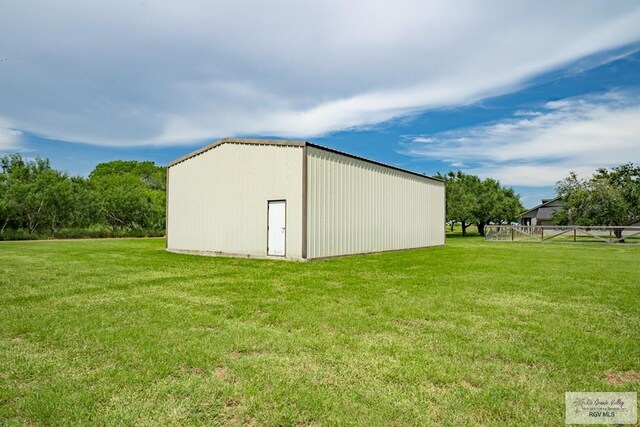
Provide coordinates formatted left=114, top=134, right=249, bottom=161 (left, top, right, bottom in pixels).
left=1, top=237, right=639, bottom=426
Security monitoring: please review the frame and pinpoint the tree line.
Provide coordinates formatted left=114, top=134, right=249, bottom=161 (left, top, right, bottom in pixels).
left=438, top=163, right=639, bottom=238
left=0, top=154, right=166, bottom=237
left=437, top=171, right=524, bottom=236
left=4, top=151, right=633, bottom=241
left=2, top=153, right=527, bottom=239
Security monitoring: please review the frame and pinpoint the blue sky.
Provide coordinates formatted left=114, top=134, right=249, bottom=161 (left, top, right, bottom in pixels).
left=1, top=1, right=639, bottom=208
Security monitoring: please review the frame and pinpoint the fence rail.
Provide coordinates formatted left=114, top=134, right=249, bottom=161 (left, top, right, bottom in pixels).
left=484, top=225, right=640, bottom=244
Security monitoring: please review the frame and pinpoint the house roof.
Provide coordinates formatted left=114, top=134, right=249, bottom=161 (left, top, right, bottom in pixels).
left=167, top=138, right=443, bottom=183
left=518, top=196, right=562, bottom=218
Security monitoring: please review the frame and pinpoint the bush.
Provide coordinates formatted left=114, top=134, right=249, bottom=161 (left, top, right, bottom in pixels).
left=0, top=228, right=165, bottom=241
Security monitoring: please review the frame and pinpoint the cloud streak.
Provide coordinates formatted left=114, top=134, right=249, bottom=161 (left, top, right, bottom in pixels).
left=401, top=92, right=640, bottom=186
left=0, top=119, right=23, bottom=151
left=1, top=1, right=640, bottom=146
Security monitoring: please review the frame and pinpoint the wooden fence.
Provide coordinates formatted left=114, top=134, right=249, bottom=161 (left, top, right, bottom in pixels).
left=484, top=225, right=640, bottom=244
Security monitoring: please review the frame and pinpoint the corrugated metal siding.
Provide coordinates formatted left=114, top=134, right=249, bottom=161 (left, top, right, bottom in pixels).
left=306, top=146, right=445, bottom=259
left=167, top=143, right=303, bottom=259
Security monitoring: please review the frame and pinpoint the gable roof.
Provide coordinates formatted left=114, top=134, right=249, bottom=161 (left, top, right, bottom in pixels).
left=518, top=196, right=563, bottom=218
left=167, top=138, right=443, bottom=183
left=167, top=138, right=306, bottom=167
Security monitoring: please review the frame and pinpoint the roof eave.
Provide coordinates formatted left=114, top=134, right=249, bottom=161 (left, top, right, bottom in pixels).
left=166, top=138, right=443, bottom=183
left=518, top=196, right=562, bottom=217
left=166, top=138, right=307, bottom=168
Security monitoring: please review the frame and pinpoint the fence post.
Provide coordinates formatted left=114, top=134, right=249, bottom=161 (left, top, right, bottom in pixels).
left=541, top=227, right=544, bottom=241
left=573, top=227, right=576, bottom=243
left=511, top=227, right=514, bottom=241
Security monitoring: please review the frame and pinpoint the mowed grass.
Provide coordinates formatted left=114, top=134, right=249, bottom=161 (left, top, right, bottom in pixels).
left=1, top=238, right=639, bottom=426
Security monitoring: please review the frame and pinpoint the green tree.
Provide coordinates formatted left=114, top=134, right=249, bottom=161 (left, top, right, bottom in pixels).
left=0, top=154, right=28, bottom=232
left=23, top=165, right=73, bottom=234
left=553, top=172, right=582, bottom=225
left=473, top=178, right=500, bottom=237
left=0, top=154, right=74, bottom=234
left=593, top=163, right=640, bottom=224
left=90, top=160, right=166, bottom=190
left=92, top=174, right=157, bottom=231
left=68, top=177, right=99, bottom=228
left=438, top=171, right=481, bottom=236
left=146, top=190, right=166, bottom=230
left=0, top=174, right=13, bottom=233
left=556, top=165, right=637, bottom=242
left=89, top=160, right=166, bottom=231
left=44, top=172, right=77, bottom=233
left=439, top=171, right=523, bottom=236
left=1, top=154, right=166, bottom=237
left=474, top=180, right=523, bottom=236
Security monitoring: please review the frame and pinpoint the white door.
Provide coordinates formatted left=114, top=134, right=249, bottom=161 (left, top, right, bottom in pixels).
left=267, top=200, right=286, bottom=256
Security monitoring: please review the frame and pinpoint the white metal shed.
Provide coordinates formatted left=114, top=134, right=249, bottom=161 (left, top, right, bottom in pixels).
left=167, top=138, right=445, bottom=260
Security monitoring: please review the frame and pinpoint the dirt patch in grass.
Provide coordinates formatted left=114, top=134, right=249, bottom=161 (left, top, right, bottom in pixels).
left=228, top=349, right=268, bottom=360
left=214, top=367, right=228, bottom=380
left=461, top=380, right=481, bottom=392
left=604, top=370, right=640, bottom=385
left=225, top=399, right=240, bottom=408
left=178, top=365, right=205, bottom=375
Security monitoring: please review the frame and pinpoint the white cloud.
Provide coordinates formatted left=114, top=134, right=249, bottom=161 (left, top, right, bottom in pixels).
left=0, top=1, right=639, bottom=146
left=0, top=118, right=22, bottom=151
left=401, top=92, right=640, bottom=186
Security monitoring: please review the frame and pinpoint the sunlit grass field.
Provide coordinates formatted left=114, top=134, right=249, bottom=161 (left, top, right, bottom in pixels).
left=1, top=237, right=638, bottom=425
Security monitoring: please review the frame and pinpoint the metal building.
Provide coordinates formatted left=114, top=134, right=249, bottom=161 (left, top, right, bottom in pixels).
left=167, top=138, right=445, bottom=260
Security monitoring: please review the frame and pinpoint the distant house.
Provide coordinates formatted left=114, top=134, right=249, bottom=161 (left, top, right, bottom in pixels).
left=519, top=197, right=564, bottom=226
